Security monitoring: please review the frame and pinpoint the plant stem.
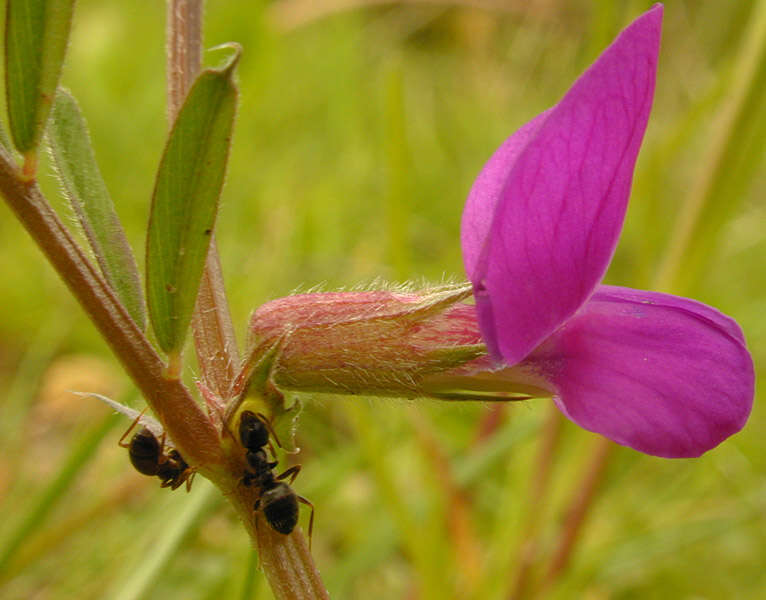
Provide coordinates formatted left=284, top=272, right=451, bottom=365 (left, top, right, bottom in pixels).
left=0, top=150, right=222, bottom=470
left=165, top=4, right=325, bottom=597
left=255, top=514, right=330, bottom=600
left=193, top=239, right=241, bottom=399
left=166, top=0, right=203, bottom=119
left=222, top=479, right=329, bottom=600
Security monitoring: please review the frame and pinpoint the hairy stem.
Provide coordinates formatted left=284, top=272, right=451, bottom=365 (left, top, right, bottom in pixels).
left=165, top=3, right=324, bottom=597
left=193, top=239, right=240, bottom=399
left=255, top=515, right=330, bottom=600
left=166, top=0, right=203, bottom=119
left=0, top=149, right=221, bottom=469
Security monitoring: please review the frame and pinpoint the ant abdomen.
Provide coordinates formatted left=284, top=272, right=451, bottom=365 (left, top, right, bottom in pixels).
left=127, top=427, right=163, bottom=476
left=119, top=414, right=194, bottom=491
left=258, top=482, right=299, bottom=535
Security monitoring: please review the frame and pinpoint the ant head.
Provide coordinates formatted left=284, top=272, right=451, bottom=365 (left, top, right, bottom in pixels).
left=239, top=410, right=270, bottom=450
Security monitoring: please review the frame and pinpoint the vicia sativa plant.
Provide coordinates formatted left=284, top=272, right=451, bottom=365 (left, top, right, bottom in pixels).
left=0, top=2, right=753, bottom=598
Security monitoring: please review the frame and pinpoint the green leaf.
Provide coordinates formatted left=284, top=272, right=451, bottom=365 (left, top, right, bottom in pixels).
left=0, top=120, right=12, bottom=152
left=5, top=0, right=74, bottom=155
left=146, top=46, right=240, bottom=358
left=48, top=89, right=147, bottom=330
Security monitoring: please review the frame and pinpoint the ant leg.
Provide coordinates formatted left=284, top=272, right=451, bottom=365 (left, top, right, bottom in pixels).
left=118, top=408, right=148, bottom=447
left=163, top=463, right=193, bottom=492
left=276, top=465, right=301, bottom=484
left=266, top=439, right=278, bottom=461
left=185, top=468, right=197, bottom=492
left=297, top=495, right=315, bottom=550
left=156, top=433, right=177, bottom=489
left=156, top=431, right=169, bottom=465
left=255, top=412, right=282, bottom=449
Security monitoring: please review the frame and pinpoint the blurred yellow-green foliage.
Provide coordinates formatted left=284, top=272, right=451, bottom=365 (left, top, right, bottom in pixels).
left=0, top=1, right=763, bottom=599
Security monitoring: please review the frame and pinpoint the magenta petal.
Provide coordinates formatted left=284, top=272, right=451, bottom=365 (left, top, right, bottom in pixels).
left=463, top=6, right=662, bottom=365
left=461, top=111, right=549, bottom=280
left=527, top=285, right=754, bottom=458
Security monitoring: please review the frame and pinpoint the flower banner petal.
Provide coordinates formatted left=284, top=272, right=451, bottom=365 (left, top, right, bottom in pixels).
left=527, top=285, right=754, bottom=458
left=461, top=111, right=548, bottom=279
left=464, top=6, right=663, bottom=365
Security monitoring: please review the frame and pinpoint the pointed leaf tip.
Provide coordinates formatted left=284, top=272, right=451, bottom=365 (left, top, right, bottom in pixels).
left=208, top=42, right=242, bottom=72
left=5, top=0, right=75, bottom=156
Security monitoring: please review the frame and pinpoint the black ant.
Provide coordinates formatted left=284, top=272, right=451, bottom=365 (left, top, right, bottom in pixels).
left=238, top=410, right=314, bottom=539
left=119, top=411, right=195, bottom=491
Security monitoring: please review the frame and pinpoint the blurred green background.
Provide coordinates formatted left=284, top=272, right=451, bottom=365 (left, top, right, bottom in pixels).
left=0, top=1, right=764, bottom=598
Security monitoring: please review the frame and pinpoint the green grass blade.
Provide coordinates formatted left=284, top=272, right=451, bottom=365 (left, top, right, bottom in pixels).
left=656, top=0, right=766, bottom=293
left=0, top=411, right=120, bottom=579
left=146, top=46, right=240, bottom=359
left=4, top=0, right=74, bottom=155
left=238, top=549, right=260, bottom=600
left=48, top=89, right=147, bottom=330
left=107, top=479, right=219, bottom=600
left=347, top=403, right=449, bottom=598
left=0, top=313, right=71, bottom=446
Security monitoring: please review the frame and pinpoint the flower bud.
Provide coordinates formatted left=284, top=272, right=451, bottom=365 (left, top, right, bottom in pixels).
left=239, top=285, right=548, bottom=402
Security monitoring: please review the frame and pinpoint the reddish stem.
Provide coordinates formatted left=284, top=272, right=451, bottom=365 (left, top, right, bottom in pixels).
left=165, top=4, right=323, bottom=598
left=192, top=240, right=240, bottom=399
left=0, top=151, right=221, bottom=469
left=166, top=0, right=203, bottom=118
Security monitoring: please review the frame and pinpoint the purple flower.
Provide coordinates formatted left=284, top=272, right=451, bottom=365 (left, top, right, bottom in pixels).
left=461, top=4, right=754, bottom=457
left=240, top=5, right=752, bottom=460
